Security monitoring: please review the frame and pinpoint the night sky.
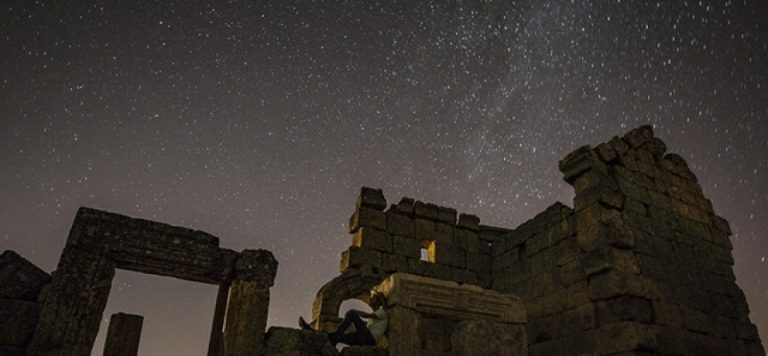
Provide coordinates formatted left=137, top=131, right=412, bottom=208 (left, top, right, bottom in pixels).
left=1, top=1, right=767, bottom=355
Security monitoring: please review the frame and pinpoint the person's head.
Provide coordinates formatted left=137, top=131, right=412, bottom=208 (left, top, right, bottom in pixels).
left=369, top=292, right=386, bottom=310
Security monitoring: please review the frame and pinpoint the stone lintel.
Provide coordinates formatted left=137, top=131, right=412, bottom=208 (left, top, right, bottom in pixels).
left=373, top=273, right=526, bottom=324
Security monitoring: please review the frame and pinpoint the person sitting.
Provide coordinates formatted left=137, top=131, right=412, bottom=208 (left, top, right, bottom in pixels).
left=299, top=293, right=388, bottom=347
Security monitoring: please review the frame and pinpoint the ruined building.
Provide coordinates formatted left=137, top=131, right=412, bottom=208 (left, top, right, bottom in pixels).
left=0, top=126, right=764, bottom=355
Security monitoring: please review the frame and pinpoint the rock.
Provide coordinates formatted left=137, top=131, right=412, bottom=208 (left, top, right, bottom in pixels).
left=0, top=298, right=40, bottom=346
left=450, top=319, right=527, bottom=356
left=262, top=327, right=337, bottom=356
left=0, top=250, right=51, bottom=301
left=339, top=346, right=387, bottom=356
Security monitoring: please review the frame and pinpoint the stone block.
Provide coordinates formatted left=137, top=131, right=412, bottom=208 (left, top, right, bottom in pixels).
left=595, top=321, right=657, bottom=354
left=414, top=218, right=434, bottom=238
left=559, top=145, right=604, bottom=184
left=380, top=253, right=409, bottom=274
left=352, top=227, right=393, bottom=253
left=386, top=210, right=414, bottom=236
left=451, top=319, right=527, bottom=356
left=414, top=201, right=438, bottom=219
left=356, top=187, right=387, bottom=211
left=595, top=296, right=653, bottom=324
left=262, top=327, right=337, bottom=356
left=436, top=206, right=457, bottom=224
left=392, top=234, right=420, bottom=259
left=233, top=249, right=278, bottom=288
left=0, top=250, right=51, bottom=301
left=223, top=280, right=270, bottom=356
left=0, top=298, right=39, bottom=346
left=349, top=207, right=386, bottom=233
left=457, top=213, right=481, bottom=231
left=339, top=346, right=387, bottom=356
left=595, top=142, right=617, bottom=162
left=340, top=246, right=381, bottom=272
left=623, top=125, right=654, bottom=148
left=103, top=313, right=143, bottom=356
left=394, top=197, right=415, bottom=214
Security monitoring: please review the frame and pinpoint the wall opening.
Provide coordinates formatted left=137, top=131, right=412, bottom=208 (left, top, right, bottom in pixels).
left=91, top=270, right=218, bottom=356
left=420, top=239, right=436, bottom=263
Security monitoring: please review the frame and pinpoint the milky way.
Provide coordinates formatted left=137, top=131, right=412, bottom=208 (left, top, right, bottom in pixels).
left=1, top=1, right=766, bottom=354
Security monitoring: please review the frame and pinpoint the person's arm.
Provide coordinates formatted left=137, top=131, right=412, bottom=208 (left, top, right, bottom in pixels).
left=349, top=309, right=377, bottom=319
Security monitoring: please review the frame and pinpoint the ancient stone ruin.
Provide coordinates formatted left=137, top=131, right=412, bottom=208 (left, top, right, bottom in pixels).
left=0, top=126, right=764, bottom=355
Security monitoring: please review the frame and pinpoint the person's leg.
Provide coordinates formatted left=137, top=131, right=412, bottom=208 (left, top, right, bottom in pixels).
left=332, top=310, right=375, bottom=346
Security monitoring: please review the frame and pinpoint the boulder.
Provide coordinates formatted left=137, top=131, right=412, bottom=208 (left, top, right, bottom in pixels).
left=0, top=250, right=50, bottom=301
left=263, top=327, right=337, bottom=356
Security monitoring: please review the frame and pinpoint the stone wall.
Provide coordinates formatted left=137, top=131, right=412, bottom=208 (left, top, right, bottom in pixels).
left=0, top=250, right=51, bottom=356
left=373, top=273, right=527, bottom=356
left=491, top=125, right=764, bottom=355
left=24, top=207, right=278, bottom=356
left=312, top=188, right=500, bottom=332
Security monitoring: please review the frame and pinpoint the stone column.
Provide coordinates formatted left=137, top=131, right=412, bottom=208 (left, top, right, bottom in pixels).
left=103, top=313, right=143, bottom=356
left=207, top=281, right=230, bottom=356
left=222, top=279, right=270, bottom=356
left=27, top=246, right=116, bottom=356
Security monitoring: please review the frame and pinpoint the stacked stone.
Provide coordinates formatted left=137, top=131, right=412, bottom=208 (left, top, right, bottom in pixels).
left=342, top=187, right=492, bottom=288
left=591, top=125, right=763, bottom=355
left=489, top=126, right=763, bottom=355
left=488, top=202, right=602, bottom=355
left=26, top=207, right=278, bottom=356
left=0, top=250, right=51, bottom=355
left=374, top=273, right=527, bottom=356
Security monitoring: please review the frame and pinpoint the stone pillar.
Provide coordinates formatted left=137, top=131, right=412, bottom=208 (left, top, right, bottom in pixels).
left=27, top=246, right=116, bottom=356
left=103, top=313, right=143, bottom=356
left=222, top=280, right=270, bottom=356
left=207, top=282, right=230, bottom=356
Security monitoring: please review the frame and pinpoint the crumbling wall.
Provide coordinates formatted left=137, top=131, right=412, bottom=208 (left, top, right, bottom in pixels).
left=24, top=207, right=278, bottom=356
left=313, top=188, right=498, bottom=332
left=373, top=273, right=527, bottom=356
left=491, top=125, right=764, bottom=355
left=0, top=250, right=51, bottom=356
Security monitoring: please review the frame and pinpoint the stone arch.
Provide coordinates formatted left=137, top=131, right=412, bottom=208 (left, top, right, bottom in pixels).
left=310, top=270, right=384, bottom=332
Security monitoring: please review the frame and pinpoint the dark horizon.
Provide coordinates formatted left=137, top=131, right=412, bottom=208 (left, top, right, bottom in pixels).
left=2, top=1, right=767, bottom=354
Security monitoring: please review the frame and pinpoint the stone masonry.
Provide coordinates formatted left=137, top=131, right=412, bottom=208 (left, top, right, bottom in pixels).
left=22, top=207, right=277, bottom=356
left=373, top=273, right=527, bottom=356
left=312, top=125, right=763, bottom=355
left=1, top=125, right=764, bottom=355
left=490, top=125, right=764, bottom=355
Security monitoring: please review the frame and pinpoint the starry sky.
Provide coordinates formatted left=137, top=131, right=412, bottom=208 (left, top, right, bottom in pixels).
left=1, top=1, right=767, bottom=355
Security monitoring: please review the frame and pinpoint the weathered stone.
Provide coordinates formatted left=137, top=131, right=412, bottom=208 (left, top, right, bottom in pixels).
left=623, top=125, right=654, bottom=148
left=596, top=296, right=653, bottom=324
left=595, top=142, right=618, bottom=162
left=413, top=201, right=439, bottom=219
left=436, top=206, right=457, bottom=223
left=262, top=327, right=337, bottom=356
left=392, top=234, right=420, bottom=259
left=223, top=280, right=270, bottom=356
left=352, top=227, right=393, bottom=253
left=0, top=250, right=51, bottom=301
left=386, top=210, right=414, bottom=236
left=559, top=145, right=603, bottom=184
left=103, top=313, right=143, bottom=356
left=0, top=298, right=39, bottom=346
left=457, top=213, right=481, bottom=232
left=234, top=249, right=278, bottom=287
left=339, top=346, right=387, bottom=356
left=394, top=197, right=415, bottom=214
left=349, top=207, right=386, bottom=233
left=340, top=246, right=381, bottom=272
left=381, top=253, right=409, bottom=273
left=356, top=186, right=387, bottom=211
left=451, top=319, right=527, bottom=356
left=595, top=321, right=657, bottom=354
